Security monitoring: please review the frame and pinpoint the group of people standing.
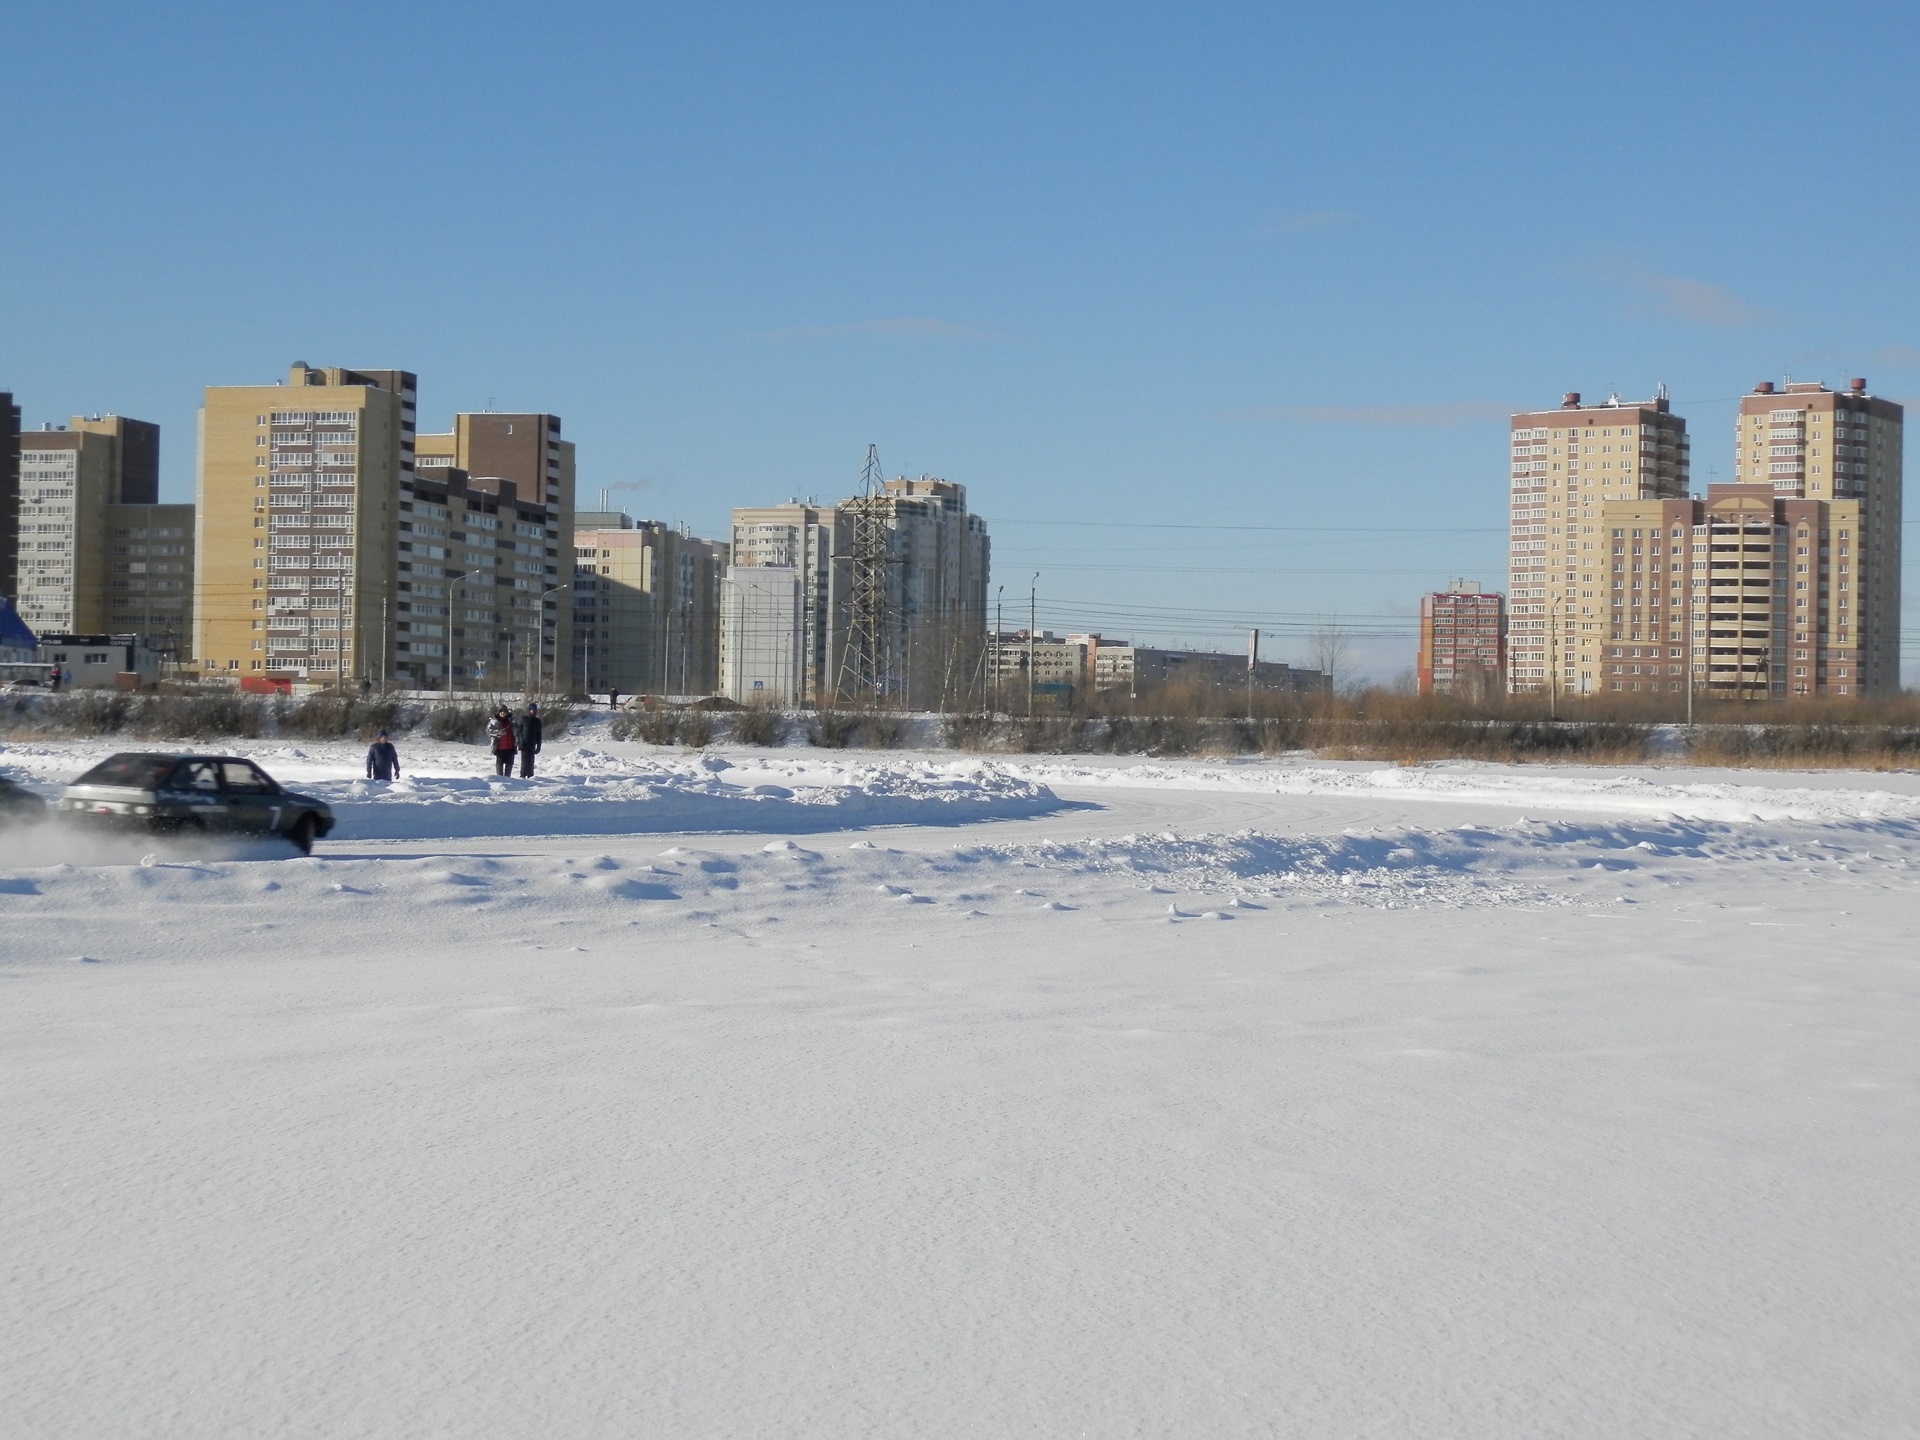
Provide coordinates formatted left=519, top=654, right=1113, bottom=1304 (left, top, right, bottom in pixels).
left=487, top=703, right=545, bottom=778
left=360, top=703, right=546, bottom=782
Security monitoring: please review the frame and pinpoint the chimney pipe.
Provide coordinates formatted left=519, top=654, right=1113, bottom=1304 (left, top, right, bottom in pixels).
left=1850, top=377, right=1867, bottom=393
left=1561, top=391, right=1581, bottom=408
left=1755, top=381, right=1775, bottom=394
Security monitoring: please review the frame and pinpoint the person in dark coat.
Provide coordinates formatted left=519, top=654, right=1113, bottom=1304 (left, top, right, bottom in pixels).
left=365, top=730, right=400, bottom=781
left=487, top=706, right=517, bottom=776
left=513, top=704, right=544, bottom=778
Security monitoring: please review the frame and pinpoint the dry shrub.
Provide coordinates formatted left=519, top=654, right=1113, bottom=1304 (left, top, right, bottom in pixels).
left=943, top=713, right=996, bottom=750
left=425, top=703, right=489, bottom=744
left=679, top=710, right=715, bottom=748
left=859, top=714, right=909, bottom=749
left=613, top=708, right=679, bottom=745
left=809, top=711, right=862, bottom=748
left=734, top=707, right=788, bottom=746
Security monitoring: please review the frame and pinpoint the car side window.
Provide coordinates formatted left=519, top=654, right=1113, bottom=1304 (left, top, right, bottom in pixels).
left=221, top=762, right=273, bottom=794
left=173, top=761, right=221, bottom=792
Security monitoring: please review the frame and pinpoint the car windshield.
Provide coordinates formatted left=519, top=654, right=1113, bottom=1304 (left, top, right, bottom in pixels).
left=74, top=755, right=180, bottom=789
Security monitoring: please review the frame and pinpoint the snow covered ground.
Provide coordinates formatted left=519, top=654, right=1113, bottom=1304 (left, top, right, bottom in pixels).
left=5, top=725, right=1918, bottom=1436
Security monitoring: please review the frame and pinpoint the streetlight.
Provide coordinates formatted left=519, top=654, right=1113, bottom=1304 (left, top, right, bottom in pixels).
left=533, top=584, right=568, bottom=694
left=442, top=569, right=468, bottom=705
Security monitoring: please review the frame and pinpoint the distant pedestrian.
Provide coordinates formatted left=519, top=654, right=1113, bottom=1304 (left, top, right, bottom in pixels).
left=514, top=703, right=544, bottom=778
left=365, top=730, right=400, bottom=781
left=608, top=687, right=620, bottom=711
left=47, top=666, right=61, bottom=693
left=487, top=706, right=517, bottom=776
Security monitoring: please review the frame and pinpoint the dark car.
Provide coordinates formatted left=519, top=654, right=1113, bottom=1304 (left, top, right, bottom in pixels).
left=0, top=775, right=49, bottom=826
left=58, top=753, right=335, bottom=855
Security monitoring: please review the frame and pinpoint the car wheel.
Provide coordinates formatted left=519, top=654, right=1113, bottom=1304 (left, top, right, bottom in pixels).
left=287, top=814, right=317, bottom=857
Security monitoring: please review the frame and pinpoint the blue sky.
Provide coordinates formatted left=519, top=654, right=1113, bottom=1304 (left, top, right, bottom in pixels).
left=4, top=1, right=1917, bottom=678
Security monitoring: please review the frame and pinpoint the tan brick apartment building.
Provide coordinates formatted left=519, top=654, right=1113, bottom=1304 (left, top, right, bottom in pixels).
left=572, top=512, right=728, bottom=696
left=413, top=413, right=575, bottom=692
left=196, top=364, right=413, bottom=683
left=1524, top=379, right=1902, bottom=700
left=1508, top=391, right=1690, bottom=694
left=13, top=415, right=192, bottom=655
left=1418, top=580, right=1504, bottom=697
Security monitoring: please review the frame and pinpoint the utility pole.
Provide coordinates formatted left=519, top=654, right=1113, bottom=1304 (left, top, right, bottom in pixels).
left=994, top=585, right=1003, bottom=714
left=1547, top=603, right=1558, bottom=721
left=1247, top=627, right=1258, bottom=721
left=443, top=570, right=468, bottom=704
left=1027, top=574, right=1037, bottom=719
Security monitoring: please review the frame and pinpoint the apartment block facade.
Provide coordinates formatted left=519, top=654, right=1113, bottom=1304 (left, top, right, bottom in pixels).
left=1418, top=581, right=1504, bottom=697
left=1575, top=379, right=1901, bottom=700
left=0, top=392, right=19, bottom=602
left=1508, top=391, right=1689, bottom=694
left=413, top=414, right=576, bottom=692
left=724, top=477, right=990, bottom=709
left=13, top=416, right=187, bottom=652
left=572, top=511, right=729, bottom=696
left=196, top=364, right=413, bottom=683
left=719, top=563, right=806, bottom=704
left=1730, top=379, right=1901, bottom=696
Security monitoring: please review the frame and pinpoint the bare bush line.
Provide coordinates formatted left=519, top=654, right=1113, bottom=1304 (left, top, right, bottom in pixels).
left=0, top=691, right=574, bottom=746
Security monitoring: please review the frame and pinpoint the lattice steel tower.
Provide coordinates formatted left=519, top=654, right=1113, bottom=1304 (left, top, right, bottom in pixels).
left=840, top=444, right=891, bottom=704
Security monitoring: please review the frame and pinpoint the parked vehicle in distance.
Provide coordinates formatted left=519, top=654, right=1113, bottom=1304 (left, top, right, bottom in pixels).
left=58, top=753, right=335, bottom=855
left=0, top=775, right=50, bottom=825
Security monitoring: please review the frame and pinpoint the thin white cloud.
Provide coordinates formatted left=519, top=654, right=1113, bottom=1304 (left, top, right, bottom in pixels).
left=1258, top=209, right=1358, bottom=238
left=1790, top=343, right=1920, bottom=372
left=1596, top=260, right=1777, bottom=328
left=760, top=316, right=1011, bottom=342
left=1219, top=401, right=1510, bottom=426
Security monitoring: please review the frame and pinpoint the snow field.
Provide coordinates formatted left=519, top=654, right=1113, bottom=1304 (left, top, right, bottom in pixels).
left=5, top=734, right=1920, bottom=1436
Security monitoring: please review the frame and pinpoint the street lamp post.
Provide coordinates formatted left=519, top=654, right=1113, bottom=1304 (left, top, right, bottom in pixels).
left=443, top=570, right=468, bottom=706
left=534, top=584, right=567, bottom=694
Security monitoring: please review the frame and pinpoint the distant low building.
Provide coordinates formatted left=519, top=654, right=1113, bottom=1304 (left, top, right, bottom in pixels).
left=1418, top=581, right=1504, bottom=697
left=1092, top=643, right=1324, bottom=698
left=36, top=633, right=162, bottom=689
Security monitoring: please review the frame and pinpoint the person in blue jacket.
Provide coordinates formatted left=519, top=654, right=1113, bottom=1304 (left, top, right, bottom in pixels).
left=365, top=730, right=401, bottom=781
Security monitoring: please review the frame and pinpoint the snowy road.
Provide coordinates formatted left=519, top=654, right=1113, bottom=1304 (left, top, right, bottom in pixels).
left=5, top=733, right=1918, bottom=1436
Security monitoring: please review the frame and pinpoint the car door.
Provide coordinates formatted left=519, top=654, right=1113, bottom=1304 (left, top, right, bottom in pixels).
left=219, top=761, right=282, bottom=834
left=169, top=759, right=228, bottom=829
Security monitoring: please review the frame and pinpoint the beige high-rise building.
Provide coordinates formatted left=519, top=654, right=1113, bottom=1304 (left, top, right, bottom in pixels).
left=1583, top=378, right=1902, bottom=700
left=1729, top=379, right=1902, bottom=696
left=1508, top=391, right=1689, bottom=694
left=14, top=415, right=187, bottom=651
left=413, top=414, right=575, bottom=692
left=571, top=512, right=728, bottom=697
left=196, top=363, right=413, bottom=683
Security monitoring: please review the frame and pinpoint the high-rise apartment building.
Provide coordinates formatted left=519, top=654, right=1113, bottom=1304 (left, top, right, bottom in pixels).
left=572, top=512, right=728, bottom=696
left=1508, top=391, right=1689, bottom=694
left=0, top=392, right=20, bottom=602
left=1583, top=378, right=1901, bottom=700
left=724, top=477, right=991, bottom=708
left=12, top=415, right=187, bottom=650
left=195, top=363, right=413, bottom=682
left=1417, top=581, right=1505, bottom=697
left=414, top=414, right=575, bottom=691
left=1729, top=379, right=1901, bottom=696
